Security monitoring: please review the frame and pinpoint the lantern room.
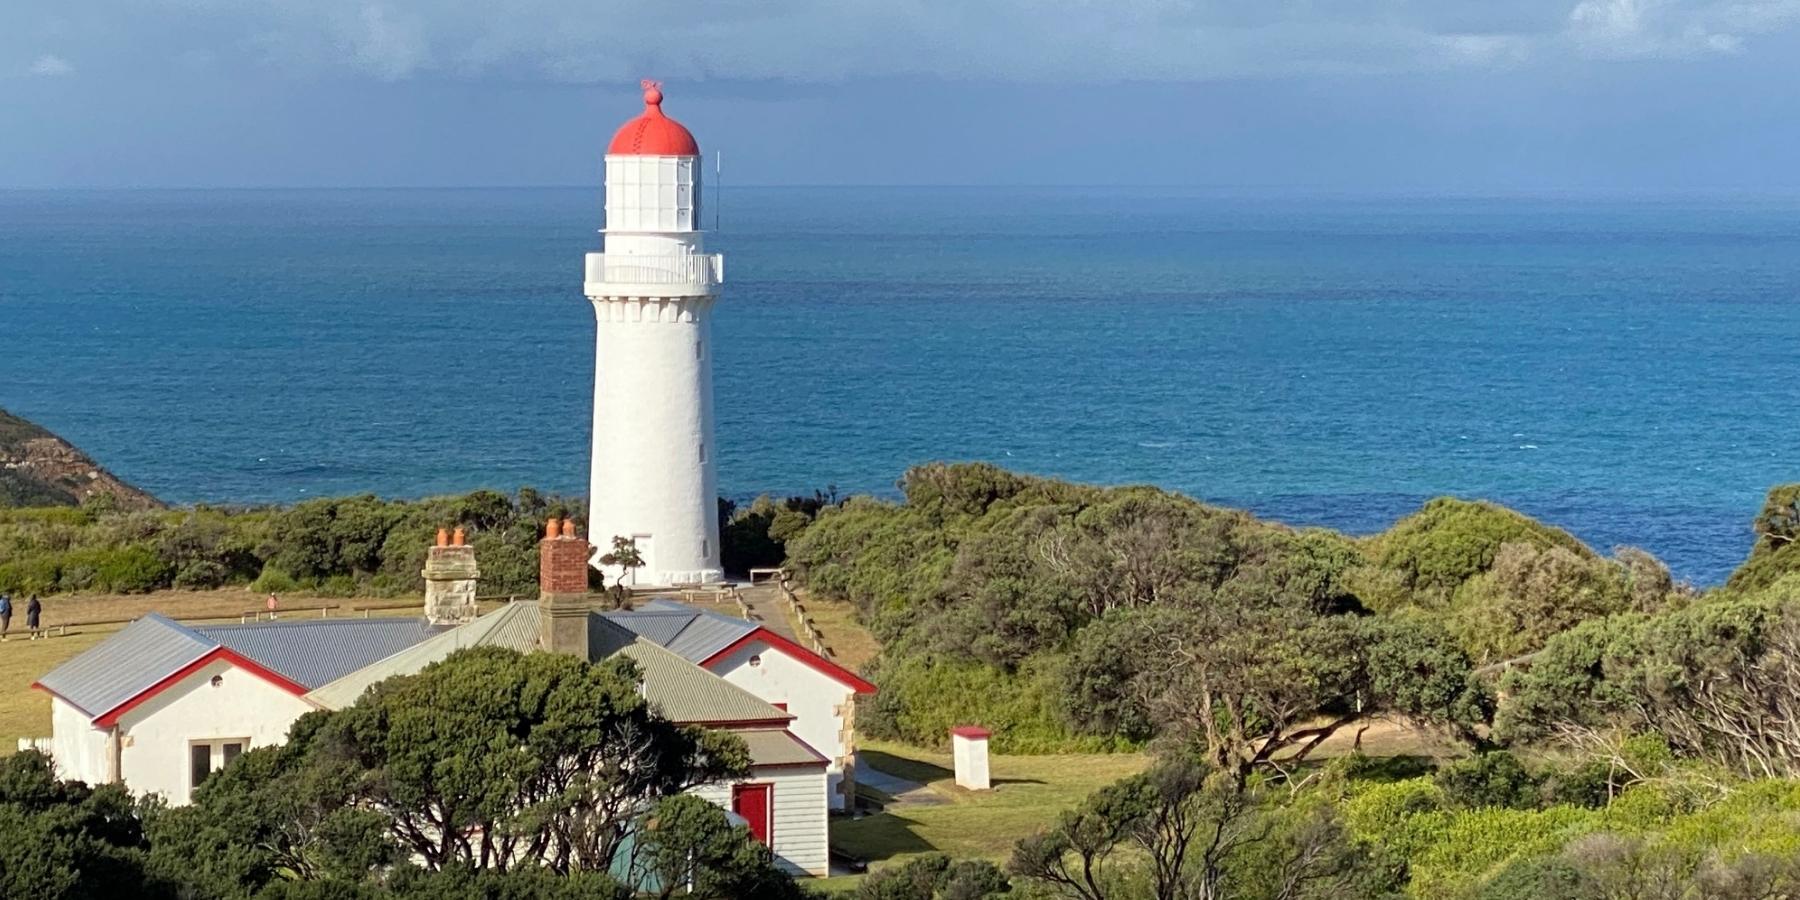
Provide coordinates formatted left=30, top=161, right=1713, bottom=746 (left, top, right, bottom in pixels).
left=604, top=82, right=703, bottom=234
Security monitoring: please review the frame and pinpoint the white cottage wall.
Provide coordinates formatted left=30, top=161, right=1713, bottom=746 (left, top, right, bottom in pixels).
left=49, top=697, right=109, bottom=785
left=114, top=659, right=313, bottom=803
left=711, top=640, right=856, bottom=810
left=691, top=766, right=830, bottom=877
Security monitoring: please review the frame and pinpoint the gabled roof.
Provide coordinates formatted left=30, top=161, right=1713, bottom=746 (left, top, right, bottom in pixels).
left=35, top=614, right=215, bottom=718
left=581, top=615, right=790, bottom=725
left=195, top=619, right=443, bottom=690
left=35, top=613, right=445, bottom=725
left=305, top=603, right=540, bottom=709
left=607, top=599, right=877, bottom=694
left=307, top=603, right=789, bottom=726
left=602, top=600, right=756, bottom=663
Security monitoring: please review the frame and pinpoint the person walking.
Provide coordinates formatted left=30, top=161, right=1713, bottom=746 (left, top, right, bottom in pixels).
left=266, top=592, right=279, bottom=620
left=25, top=595, right=41, bottom=639
left=0, top=593, right=12, bottom=641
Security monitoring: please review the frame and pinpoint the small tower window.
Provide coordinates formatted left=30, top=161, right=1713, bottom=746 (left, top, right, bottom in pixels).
left=698, top=442, right=706, bottom=463
left=696, top=340, right=703, bottom=360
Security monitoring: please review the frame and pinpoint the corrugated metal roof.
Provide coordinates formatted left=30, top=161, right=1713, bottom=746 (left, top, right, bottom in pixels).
left=194, top=618, right=443, bottom=690
left=735, top=729, right=829, bottom=768
left=602, top=601, right=756, bottom=663
left=309, top=602, right=785, bottom=725
left=614, top=639, right=787, bottom=725
left=35, top=614, right=215, bottom=717
left=305, top=603, right=540, bottom=709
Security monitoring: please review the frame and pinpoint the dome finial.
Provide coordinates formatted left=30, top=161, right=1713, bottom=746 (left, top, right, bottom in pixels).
left=641, top=79, right=663, bottom=112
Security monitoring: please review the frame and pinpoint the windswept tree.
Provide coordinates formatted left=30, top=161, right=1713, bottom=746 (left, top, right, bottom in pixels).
left=1063, top=595, right=1489, bottom=777
left=599, top=535, right=645, bottom=595
left=1010, top=756, right=1388, bottom=900
left=1496, top=597, right=1800, bottom=779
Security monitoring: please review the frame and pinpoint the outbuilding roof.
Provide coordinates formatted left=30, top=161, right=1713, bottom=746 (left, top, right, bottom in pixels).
left=607, top=599, right=878, bottom=694
left=601, top=599, right=756, bottom=663
left=735, top=729, right=830, bottom=769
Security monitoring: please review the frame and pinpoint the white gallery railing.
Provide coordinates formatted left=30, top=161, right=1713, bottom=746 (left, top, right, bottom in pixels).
left=583, top=253, right=723, bottom=294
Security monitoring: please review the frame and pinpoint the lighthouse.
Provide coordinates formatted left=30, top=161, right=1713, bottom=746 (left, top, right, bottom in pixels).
left=584, top=82, right=724, bottom=586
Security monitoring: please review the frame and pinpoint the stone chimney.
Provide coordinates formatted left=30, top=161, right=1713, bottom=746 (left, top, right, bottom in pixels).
left=538, top=517, right=593, bottom=658
left=422, top=527, right=479, bottom=626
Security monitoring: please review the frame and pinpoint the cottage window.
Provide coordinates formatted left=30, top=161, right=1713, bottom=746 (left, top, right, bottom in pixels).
left=189, top=739, right=249, bottom=798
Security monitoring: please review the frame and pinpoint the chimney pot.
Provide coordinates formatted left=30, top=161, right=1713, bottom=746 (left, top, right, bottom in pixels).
left=561, top=519, right=577, bottom=538
left=452, top=527, right=466, bottom=547
left=436, top=528, right=449, bottom=548
left=545, top=518, right=561, bottom=540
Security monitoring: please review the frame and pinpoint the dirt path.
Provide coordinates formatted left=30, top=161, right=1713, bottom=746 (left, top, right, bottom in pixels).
left=734, top=582, right=799, bottom=640
left=858, top=764, right=947, bottom=807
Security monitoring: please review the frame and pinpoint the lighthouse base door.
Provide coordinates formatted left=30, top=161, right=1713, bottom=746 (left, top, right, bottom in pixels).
left=631, top=533, right=653, bottom=585
left=731, top=783, right=771, bottom=846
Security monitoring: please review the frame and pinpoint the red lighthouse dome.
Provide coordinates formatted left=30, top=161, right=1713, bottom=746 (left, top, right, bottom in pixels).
left=608, top=81, right=700, bottom=156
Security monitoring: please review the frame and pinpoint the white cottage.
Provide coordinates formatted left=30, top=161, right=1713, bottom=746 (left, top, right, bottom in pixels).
left=603, top=600, right=877, bottom=810
left=31, top=523, right=857, bottom=878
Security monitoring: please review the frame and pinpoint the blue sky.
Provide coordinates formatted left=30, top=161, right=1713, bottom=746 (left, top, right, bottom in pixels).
left=6, top=0, right=1800, bottom=191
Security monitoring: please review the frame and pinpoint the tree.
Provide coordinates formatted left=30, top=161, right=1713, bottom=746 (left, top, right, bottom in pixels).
left=599, top=536, right=644, bottom=591
left=1064, top=603, right=1488, bottom=779
left=0, top=750, right=177, bottom=900
left=146, top=712, right=392, bottom=898
left=626, top=795, right=807, bottom=900
left=1495, top=598, right=1800, bottom=778
left=308, top=647, right=748, bottom=875
left=1010, top=756, right=1385, bottom=900
left=1367, top=497, right=1593, bottom=609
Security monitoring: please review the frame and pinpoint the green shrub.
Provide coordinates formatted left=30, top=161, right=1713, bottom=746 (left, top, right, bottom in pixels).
left=865, top=655, right=1128, bottom=754
left=0, top=557, right=61, bottom=595
left=1369, top=498, right=1593, bottom=609
left=857, top=853, right=1010, bottom=899
left=1435, top=752, right=1542, bottom=811
left=251, top=565, right=301, bottom=594
left=55, top=545, right=172, bottom=593
left=1475, top=856, right=1584, bottom=900
left=317, top=575, right=359, bottom=598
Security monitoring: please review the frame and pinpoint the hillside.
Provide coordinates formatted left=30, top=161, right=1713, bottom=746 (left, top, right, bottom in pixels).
left=0, top=409, right=161, bottom=510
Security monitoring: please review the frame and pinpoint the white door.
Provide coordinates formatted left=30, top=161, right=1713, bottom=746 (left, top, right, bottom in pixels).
left=630, top=533, right=653, bottom=585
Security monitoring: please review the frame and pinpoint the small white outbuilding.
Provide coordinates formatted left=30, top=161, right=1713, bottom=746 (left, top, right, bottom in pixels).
left=952, top=725, right=992, bottom=791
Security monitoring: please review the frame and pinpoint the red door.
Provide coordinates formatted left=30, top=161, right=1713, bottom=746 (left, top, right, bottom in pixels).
left=732, top=783, right=772, bottom=845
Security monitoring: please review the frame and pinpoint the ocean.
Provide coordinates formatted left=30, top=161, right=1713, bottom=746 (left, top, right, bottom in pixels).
left=3, top=187, right=1798, bottom=585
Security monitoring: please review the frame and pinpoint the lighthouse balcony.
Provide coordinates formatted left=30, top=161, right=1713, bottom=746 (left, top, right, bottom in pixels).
left=584, top=253, right=723, bottom=298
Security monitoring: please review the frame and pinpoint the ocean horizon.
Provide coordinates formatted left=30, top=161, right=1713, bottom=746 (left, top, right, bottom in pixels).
left=4, top=186, right=1798, bottom=585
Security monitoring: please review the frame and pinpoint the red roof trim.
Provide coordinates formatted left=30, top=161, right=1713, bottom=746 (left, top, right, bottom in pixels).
left=952, top=725, right=992, bottom=739
left=701, top=628, right=878, bottom=694
left=93, top=648, right=309, bottom=727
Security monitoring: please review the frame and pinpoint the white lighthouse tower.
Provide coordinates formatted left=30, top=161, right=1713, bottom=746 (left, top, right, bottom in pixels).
left=584, top=82, right=724, bottom=586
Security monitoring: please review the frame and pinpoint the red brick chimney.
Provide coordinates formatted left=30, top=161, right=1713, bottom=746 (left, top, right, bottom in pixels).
left=538, top=517, right=593, bottom=657
left=539, top=517, right=592, bottom=596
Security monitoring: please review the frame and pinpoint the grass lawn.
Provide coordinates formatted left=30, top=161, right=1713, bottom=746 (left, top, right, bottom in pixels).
left=822, top=738, right=1149, bottom=888
left=0, top=589, right=431, bottom=750
left=790, top=590, right=880, bottom=673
